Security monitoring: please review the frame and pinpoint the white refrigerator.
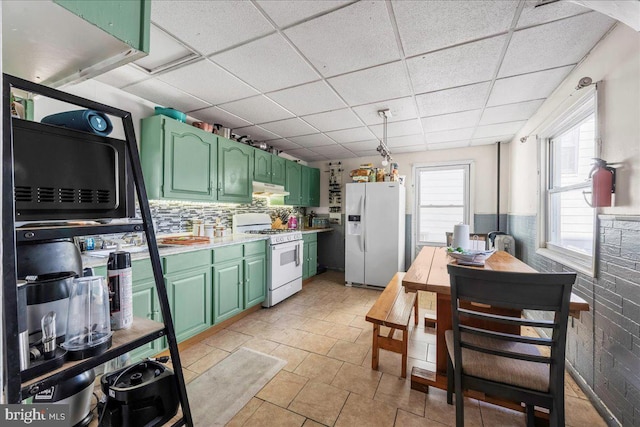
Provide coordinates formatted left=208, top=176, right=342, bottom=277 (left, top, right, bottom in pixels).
left=345, top=182, right=405, bottom=287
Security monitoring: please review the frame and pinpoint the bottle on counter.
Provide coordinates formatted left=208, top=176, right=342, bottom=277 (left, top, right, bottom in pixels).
left=107, top=251, right=133, bottom=330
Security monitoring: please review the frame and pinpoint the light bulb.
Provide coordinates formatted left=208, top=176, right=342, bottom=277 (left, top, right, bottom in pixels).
left=381, top=159, right=389, bottom=166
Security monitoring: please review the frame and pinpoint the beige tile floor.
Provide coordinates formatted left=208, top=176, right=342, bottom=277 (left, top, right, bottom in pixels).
left=176, top=270, right=606, bottom=427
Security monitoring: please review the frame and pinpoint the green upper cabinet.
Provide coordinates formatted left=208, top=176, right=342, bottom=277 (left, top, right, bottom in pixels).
left=309, top=168, right=321, bottom=207
left=272, top=156, right=286, bottom=186
left=141, top=115, right=217, bottom=202
left=284, top=161, right=302, bottom=206
left=254, top=150, right=272, bottom=183
left=218, top=138, right=254, bottom=203
left=301, top=166, right=312, bottom=206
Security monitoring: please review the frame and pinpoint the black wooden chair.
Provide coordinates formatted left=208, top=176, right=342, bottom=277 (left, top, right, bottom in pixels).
left=445, top=264, right=576, bottom=427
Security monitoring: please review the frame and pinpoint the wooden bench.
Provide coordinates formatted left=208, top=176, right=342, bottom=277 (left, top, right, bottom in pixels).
left=365, top=272, right=417, bottom=378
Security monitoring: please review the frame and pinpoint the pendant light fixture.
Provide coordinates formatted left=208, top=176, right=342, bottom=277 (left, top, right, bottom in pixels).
left=377, top=109, right=392, bottom=166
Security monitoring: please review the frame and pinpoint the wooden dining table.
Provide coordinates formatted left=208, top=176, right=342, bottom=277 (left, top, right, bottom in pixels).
left=402, top=246, right=590, bottom=412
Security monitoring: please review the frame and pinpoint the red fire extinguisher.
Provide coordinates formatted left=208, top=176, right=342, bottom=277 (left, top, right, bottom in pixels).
left=585, top=158, right=616, bottom=207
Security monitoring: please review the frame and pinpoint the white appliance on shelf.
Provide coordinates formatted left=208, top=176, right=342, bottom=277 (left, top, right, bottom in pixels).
left=345, top=182, right=405, bottom=288
left=233, top=213, right=303, bottom=307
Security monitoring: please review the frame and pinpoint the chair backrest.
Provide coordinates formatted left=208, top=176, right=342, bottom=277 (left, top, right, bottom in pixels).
left=447, top=264, right=576, bottom=394
left=445, top=232, right=488, bottom=250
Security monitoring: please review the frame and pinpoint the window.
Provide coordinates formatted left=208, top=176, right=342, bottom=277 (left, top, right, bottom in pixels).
left=415, top=163, right=470, bottom=246
left=539, top=88, right=597, bottom=274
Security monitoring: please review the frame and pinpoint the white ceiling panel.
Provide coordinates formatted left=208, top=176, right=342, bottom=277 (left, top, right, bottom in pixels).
left=352, top=97, right=418, bottom=125
left=407, top=35, right=505, bottom=94
left=498, top=12, right=615, bottom=78
left=134, top=25, right=196, bottom=72
left=302, top=109, right=364, bottom=132
left=288, top=133, right=337, bottom=148
left=233, top=125, right=280, bottom=141
left=157, top=60, right=258, bottom=105
left=386, top=134, right=426, bottom=148
left=309, top=144, right=355, bottom=157
left=188, top=106, right=252, bottom=129
left=479, top=99, right=544, bottom=125
left=426, top=127, right=475, bottom=144
left=488, top=66, right=573, bottom=106
left=96, top=65, right=149, bottom=88
left=211, top=33, right=318, bottom=92
left=218, top=95, right=294, bottom=124
left=286, top=147, right=330, bottom=160
left=416, top=82, right=491, bottom=117
left=265, top=139, right=303, bottom=150
left=473, top=121, right=527, bottom=139
left=393, top=0, right=518, bottom=56
left=124, top=78, right=210, bottom=112
left=325, top=127, right=376, bottom=144
left=152, top=1, right=274, bottom=56
left=392, top=144, right=428, bottom=153
left=422, top=110, right=482, bottom=133
left=328, top=61, right=412, bottom=105
left=259, top=118, right=318, bottom=138
left=517, top=0, right=591, bottom=28
left=256, top=0, right=352, bottom=28
left=427, top=140, right=471, bottom=150
left=285, top=1, right=399, bottom=77
left=267, top=81, right=346, bottom=116
left=370, top=119, right=422, bottom=138
left=470, top=135, right=515, bottom=146
left=342, top=140, right=379, bottom=152
left=351, top=149, right=380, bottom=157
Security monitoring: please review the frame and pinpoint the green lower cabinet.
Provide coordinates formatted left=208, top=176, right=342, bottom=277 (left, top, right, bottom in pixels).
left=130, top=280, right=166, bottom=361
left=213, top=260, right=244, bottom=323
left=302, top=234, right=318, bottom=279
left=166, top=268, right=212, bottom=342
left=244, top=255, right=266, bottom=308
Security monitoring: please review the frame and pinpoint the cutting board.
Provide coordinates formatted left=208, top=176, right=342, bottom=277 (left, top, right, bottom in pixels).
left=159, top=236, right=211, bottom=245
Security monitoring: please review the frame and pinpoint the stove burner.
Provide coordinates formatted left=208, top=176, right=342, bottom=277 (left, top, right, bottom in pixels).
left=245, top=229, right=298, bottom=234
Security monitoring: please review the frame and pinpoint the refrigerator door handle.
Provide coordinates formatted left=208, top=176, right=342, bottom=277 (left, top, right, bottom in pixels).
left=361, top=193, right=366, bottom=253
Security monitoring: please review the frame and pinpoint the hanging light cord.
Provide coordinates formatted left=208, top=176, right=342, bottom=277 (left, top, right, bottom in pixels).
left=377, top=109, right=392, bottom=166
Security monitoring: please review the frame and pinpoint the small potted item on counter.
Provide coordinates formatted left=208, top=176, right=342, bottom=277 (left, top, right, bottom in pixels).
left=204, top=223, right=215, bottom=238
left=192, top=219, right=203, bottom=236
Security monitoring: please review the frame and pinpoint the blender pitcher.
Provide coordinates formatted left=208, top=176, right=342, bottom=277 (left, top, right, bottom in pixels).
left=63, top=276, right=112, bottom=360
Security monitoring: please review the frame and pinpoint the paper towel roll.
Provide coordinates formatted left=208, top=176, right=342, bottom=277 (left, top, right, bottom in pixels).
left=452, top=224, right=470, bottom=250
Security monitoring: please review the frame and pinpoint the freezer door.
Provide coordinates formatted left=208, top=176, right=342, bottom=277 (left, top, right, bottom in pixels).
left=364, top=183, right=401, bottom=287
left=345, top=183, right=365, bottom=284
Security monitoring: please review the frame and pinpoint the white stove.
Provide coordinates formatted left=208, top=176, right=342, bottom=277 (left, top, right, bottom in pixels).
left=233, top=213, right=303, bottom=307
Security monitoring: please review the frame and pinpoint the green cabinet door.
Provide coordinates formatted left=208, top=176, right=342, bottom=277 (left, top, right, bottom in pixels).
left=130, top=280, right=165, bottom=361
left=309, top=168, right=320, bottom=207
left=284, top=161, right=302, bottom=206
left=213, top=260, right=244, bottom=323
left=301, top=165, right=311, bottom=206
left=218, top=138, right=254, bottom=203
left=254, top=149, right=271, bottom=183
left=271, top=155, right=286, bottom=186
left=308, top=241, right=318, bottom=277
left=302, top=241, right=310, bottom=279
left=244, top=255, right=266, bottom=308
left=166, top=268, right=212, bottom=342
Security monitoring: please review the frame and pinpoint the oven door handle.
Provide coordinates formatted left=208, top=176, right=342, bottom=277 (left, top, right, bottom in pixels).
left=295, top=242, right=301, bottom=266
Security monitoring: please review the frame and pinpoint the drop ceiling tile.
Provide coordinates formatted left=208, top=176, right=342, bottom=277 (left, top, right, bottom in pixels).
left=498, top=12, right=615, bottom=78
left=393, top=144, right=428, bottom=153
left=309, top=144, right=355, bottom=157
left=421, top=110, right=482, bottom=133
left=328, top=62, right=412, bottom=105
left=352, top=97, right=418, bottom=125
left=487, top=66, right=573, bottom=106
left=370, top=119, right=422, bottom=138
left=152, top=1, right=274, bottom=56
left=211, top=33, right=318, bottom=92
left=427, top=140, right=471, bottom=150
left=426, top=127, right=475, bottom=144
left=285, top=1, right=399, bottom=77
left=124, top=78, right=210, bottom=112
left=267, top=81, right=346, bottom=116
left=517, top=0, right=591, bottom=28
left=386, top=134, right=426, bottom=148
left=351, top=149, right=381, bottom=157
left=285, top=147, right=326, bottom=160
left=256, top=0, right=351, bottom=28
left=188, top=106, right=252, bottom=129
left=392, top=0, right=518, bottom=55
left=134, top=25, right=196, bottom=72
left=259, top=118, right=318, bottom=138
left=288, top=133, right=337, bottom=148
left=304, top=154, right=330, bottom=161
left=342, top=140, right=379, bottom=152
left=479, top=100, right=544, bottom=125
left=473, top=121, right=526, bottom=139
left=158, top=60, right=258, bottom=105
left=302, top=109, right=363, bottom=132
left=233, top=125, right=280, bottom=141
left=265, top=139, right=303, bottom=150
left=470, top=135, right=515, bottom=146
left=96, top=65, right=149, bottom=88
left=218, top=95, right=294, bottom=124
left=407, top=35, right=505, bottom=93
left=416, top=82, right=491, bottom=117
left=325, top=127, right=376, bottom=144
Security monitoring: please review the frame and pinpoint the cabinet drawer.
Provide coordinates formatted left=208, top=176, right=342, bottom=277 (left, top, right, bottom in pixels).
left=213, top=244, right=243, bottom=264
left=244, top=240, right=266, bottom=257
left=163, top=250, right=212, bottom=273
left=302, top=233, right=317, bottom=243
left=132, top=259, right=155, bottom=283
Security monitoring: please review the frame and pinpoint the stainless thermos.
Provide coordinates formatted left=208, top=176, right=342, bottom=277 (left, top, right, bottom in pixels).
left=107, top=251, right=133, bottom=330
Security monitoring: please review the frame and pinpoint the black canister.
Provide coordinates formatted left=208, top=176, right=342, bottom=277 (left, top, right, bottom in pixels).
left=107, top=251, right=133, bottom=330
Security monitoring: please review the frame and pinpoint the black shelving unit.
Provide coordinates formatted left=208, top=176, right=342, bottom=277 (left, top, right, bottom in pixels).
left=2, top=74, right=193, bottom=426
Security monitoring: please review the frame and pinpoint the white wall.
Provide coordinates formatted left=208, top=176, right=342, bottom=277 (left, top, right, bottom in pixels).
left=509, top=23, right=640, bottom=215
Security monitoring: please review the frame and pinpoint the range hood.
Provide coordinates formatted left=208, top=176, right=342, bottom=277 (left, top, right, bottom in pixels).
left=252, top=182, right=290, bottom=196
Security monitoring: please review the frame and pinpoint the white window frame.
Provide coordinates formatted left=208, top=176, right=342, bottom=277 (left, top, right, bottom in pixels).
left=537, top=86, right=598, bottom=277
left=412, top=161, right=474, bottom=259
